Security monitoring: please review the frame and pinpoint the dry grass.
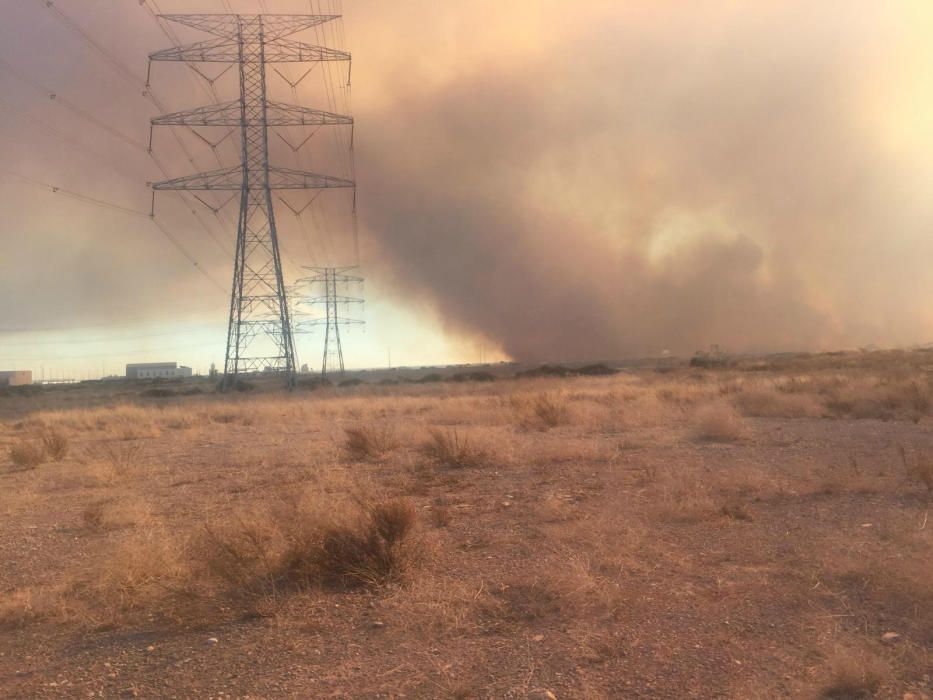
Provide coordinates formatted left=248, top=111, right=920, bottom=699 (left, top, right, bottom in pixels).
left=511, top=392, right=572, bottom=430
left=7, top=439, right=45, bottom=470
left=531, top=393, right=570, bottom=429
left=90, top=525, right=192, bottom=620
left=693, top=400, right=747, bottom=442
left=0, top=586, right=71, bottom=629
left=82, top=497, right=152, bottom=531
left=84, top=442, right=145, bottom=484
left=897, top=445, right=933, bottom=495
left=41, top=429, right=69, bottom=461
left=343, top=423, right=399, bottom=461
left=646, top=473, right=719, bottom=523
left=200, top=494, right=421, bottom=596
left=819, top=648, right=889, bottom=699
left=422, top=428, right=489, bottom=469
left=733, top=384, right=822, bottom=418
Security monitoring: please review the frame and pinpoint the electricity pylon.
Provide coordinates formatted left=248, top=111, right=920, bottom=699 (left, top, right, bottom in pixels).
left=147, top=14, right=354, bottom=388
left=299, top=267, right=364, bottom=376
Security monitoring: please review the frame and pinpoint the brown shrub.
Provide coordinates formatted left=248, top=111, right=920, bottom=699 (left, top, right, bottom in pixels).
left=87, top=442, right=145, bottom=484
left=422, top=428, right=489, bottom=469
left=897, top=445, right=933, bottom=495
left=720, top=499, right=753, bottom=521
left=317, top=499, right=418, bottom=588
left=818, top=648, right=888, bottom=699
left=41, top=429, right=69, bottom=462
left=0, top=587, right=69, bottom=629
left=343, top=423, right=398, bottom=461
left=430, top=504, right=452, bottom=528
left=693, top=401, right=746, bottom=442
left=822, top=377, right=933, bottom=421
left=82, top=502, right=107, bottom=530
left=531, top=393, right=570, bottom=429
left=733, top=386, right=821, bottom=418
left=199, top=495, right=421, bottom=597
left=647, top=479, right=718, bottom=523
left=82, top=498, right=152, bottom=531
left=91, top=526, right=191, bottom=618
left=8, top=440, right=45, bottom=470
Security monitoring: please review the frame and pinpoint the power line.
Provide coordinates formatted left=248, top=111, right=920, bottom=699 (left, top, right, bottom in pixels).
left=0, top=88, right=233, bottom=263
left=0, top=58, right=149, bottom=153
left=0, top=341, right=219, bottom=362
left=0, top=329, right=218, bottom=346
left=0, top=169, right=150, bottom=218
left=38, top=0, right=149, bottom=87
left=149, top=217, right=228, bottom=294
left=0, top=168, right=227, bottom=296
left=0, top=98, right=142, bottom=183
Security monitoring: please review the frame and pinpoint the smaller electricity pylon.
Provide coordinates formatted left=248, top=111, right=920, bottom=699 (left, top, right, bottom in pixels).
left=298, top=267, right=364, bottom=376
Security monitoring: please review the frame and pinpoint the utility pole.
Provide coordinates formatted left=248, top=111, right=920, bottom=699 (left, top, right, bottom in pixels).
left=147, top=14, right=354, bottom=388
left=298, top=266, right=364, bottom=376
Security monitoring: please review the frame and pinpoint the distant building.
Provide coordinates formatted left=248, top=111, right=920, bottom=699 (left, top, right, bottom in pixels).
left=0, top=370, right=32, bottom=387
left=125, top=362, right=193, bottom=380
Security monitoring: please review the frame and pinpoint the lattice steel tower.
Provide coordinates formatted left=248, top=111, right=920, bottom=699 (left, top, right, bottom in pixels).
left=300, top=267, right=364, bottom=376
left=147, top=14, right=354, bottom=387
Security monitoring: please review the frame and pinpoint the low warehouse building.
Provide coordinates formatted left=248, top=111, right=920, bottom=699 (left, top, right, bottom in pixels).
left=126, top=362, right=193, bottom=380
left=0, top=370, right=32, bottom=387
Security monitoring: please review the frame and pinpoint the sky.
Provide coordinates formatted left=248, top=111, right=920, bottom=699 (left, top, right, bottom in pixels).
left=1, top=1, right=933, bottom=378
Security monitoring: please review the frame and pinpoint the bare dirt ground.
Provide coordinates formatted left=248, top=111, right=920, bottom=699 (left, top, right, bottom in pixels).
left=0, top=352, right=931, bottom=699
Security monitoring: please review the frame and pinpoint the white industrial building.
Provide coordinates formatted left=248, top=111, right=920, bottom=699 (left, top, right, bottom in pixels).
left=0, top=370, right=32, bottom=387
left=125, top=362, right=193, bottom=380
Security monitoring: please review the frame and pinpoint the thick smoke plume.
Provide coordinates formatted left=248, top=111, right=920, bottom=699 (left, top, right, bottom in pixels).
left=355, top=1, right=933, bottom=359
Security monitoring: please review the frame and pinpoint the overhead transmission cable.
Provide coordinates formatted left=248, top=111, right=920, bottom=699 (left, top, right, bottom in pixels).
left=0, top=168, right=226, bottom=295
left=0, top=59, right=231, bottom=259
left=9, top=6, right=239, bottom=265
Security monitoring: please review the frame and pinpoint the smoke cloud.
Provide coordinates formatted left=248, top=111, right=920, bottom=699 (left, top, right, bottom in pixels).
left=355, top=1, right=933, bottom=359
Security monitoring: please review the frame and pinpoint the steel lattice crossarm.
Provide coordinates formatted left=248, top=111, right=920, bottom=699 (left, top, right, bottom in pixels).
left=158, top=14, right=339, bottom=40
left=303, top=295, right=366, bottom=306
left=150, top=37, right=350, bottom=64
left=297, top=319, right=365, bottom=331
left=152, top=166, right=355, bottom=191
left=152, top=100, right=352, bottom=127
left=299, top=266, right=365, bottom=284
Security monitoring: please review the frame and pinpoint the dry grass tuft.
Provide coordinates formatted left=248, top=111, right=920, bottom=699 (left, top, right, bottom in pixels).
left=693, top=401, right=746, bottom=442
left=199, top=494, right=422, bottom=598
left=82, top=498, right=152, bottom=531
left=91, top=526, right=191, bottom=618
left=818, top=648, right=888, bottom=699
left=647, top=478, right=718, bottom=523
left=733, top=385, right=822, bottom=418
left=85, top=442, right=145, bottom=484
left=343, top=423, right=398, bottom=461
left=720, top=499, right=753, bottom=521
left=41, top=429, right=69, bottom=462
left=897, top=445, right=933, bottom=495
left=422, top=428, right=489, bottom=469
left=530, top=393, right=570, bottom=429
left=8, top=439, right=45, bottom=470
left=510, top=392, right=572, bottom=430
left=316, top=498, right=419, bottom=588
left=0, top=587, right=70, bottom=629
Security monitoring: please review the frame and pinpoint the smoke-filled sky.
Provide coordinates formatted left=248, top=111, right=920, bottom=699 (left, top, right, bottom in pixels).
left=1, top=0, right=933, bottom=376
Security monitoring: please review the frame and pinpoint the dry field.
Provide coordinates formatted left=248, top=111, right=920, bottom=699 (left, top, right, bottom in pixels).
left=0, top=352, right=931, bottom=698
